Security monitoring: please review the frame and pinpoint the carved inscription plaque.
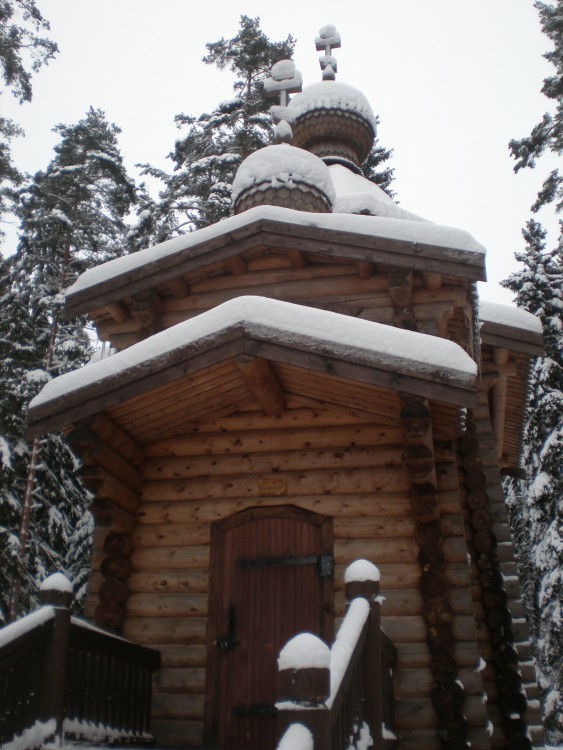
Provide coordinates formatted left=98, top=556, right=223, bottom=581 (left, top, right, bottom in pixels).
left=258, top=479, right=287, bottom=496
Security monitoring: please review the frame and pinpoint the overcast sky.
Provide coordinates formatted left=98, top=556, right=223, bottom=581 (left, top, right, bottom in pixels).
left=3, top=0, right=559, bottom=304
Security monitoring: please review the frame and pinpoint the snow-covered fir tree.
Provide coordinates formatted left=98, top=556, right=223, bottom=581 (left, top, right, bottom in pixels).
left=131, top=16, right=395, bottom=249
left=0, top=0, right=58, bottom=240
left=504, top=3, right=563, bottom=741
left=502, top=221, right=563, bottom=743
left=0, top=108, right=136, bottom=620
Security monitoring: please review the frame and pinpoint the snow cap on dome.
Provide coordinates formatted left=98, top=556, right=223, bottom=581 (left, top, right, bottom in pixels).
left=288, top=80, right=376, bottom=129
left=232, top=143, right=335, bottom=214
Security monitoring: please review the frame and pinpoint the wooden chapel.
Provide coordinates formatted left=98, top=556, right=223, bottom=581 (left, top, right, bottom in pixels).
left=27, top=26, right=546, bottom=750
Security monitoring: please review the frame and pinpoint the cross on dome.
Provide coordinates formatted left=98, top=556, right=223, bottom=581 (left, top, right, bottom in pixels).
left=264, top=59, right=303, bottom=143
left=315, top=24, right=341, bottom=81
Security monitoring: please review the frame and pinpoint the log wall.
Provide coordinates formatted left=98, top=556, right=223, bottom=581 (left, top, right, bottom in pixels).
left=111, top=401, right=487, bottom=749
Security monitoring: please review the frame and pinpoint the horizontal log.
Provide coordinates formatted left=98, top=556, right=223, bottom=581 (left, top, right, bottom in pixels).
left=149, top=719, right=203, bottom=748
left=141, top=466, right=410, bottom=502
left=394, top=666, right=486, bottom=699
left=152, top=692, right=204, bottom=720
left=81, top=467, right=140, bottom=514
left=135, top=490, right=463, bottom=526
left=90, top=499, right=136, bottom=532
left=335, top=587, right=474, bottom=618
left=396, top=641, right=482, bottom=669
left=129, top=545, right=209, bottom=571
left=145, top=424, right=405, bottom=457
left=87, top=413, right=144, bottom=467
left=152, top=644, right=207, bottom=668
left=334, top=536, right=467, bottom=566
left=69, top=426, right=143, bottom=491
left=127, top=569, right=209, bottom=593
left=122, top=616, right=207, bottom=645
left=132, top=522, right=210, bottom=548
left=126, top=593, right=208, bottom=618
left=380, top=615, right=479, bottom=644
left=394, top=695, right=489, bottom=730
left=142, top=444, right=412, bottom=480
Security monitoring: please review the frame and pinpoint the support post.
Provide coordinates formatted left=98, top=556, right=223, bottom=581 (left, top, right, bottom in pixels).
left=38, top=574, right=73, bottom=744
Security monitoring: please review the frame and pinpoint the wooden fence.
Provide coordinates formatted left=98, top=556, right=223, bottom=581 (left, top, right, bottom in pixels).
left=0, top=575, right=160, bottom=748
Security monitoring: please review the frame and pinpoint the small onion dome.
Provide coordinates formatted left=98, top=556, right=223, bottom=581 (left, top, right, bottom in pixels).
left=232, top=144, right=335, bottom=215
left=287, top=81, right=376, bottom=171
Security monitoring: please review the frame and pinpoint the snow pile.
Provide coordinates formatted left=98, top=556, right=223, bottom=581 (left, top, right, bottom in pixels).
left=232, top=144, right=335, bottom=207
left=344, top=559, right=380, bottom=584
left=327, top=597, right=370, bottom=707
left=276, top=723, right=314, bottom=750
left=330, top=165, right=426, bottom=222
left=3, top=719, right=56, bottom=750
left=288, top=81, right=376, bottom=129
left=66, top=205, right=485, bottom=300
left=0, top=606, right=54, bottom=648
left=63, top=717, right=150, bottom=743
left=30, top=296, right=477, bottom=414
left=40, top=572, right=73, bottom=593
left=278, top=633, right=331, bottom=671
left=479, top=300, right=543, bottom=335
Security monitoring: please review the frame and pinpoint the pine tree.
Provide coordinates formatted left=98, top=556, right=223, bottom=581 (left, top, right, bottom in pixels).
left=0, top=0, right=58, bottom=240
left=509, top=0, right=563, bottom=213
left=131, top=17, right=395, bottom=250
left=0, top=108, right=136, bottom=620
left=502, top=220, right=563, bottom=744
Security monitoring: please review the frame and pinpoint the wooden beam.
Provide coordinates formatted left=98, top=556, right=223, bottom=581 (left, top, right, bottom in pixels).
left=422, top=272, right=442, bottom=291
left=226, top=256, right=246, bottom=276
left=105, top=302, right=130, bottom=323
left=85, top=413, right=144, bottom=467
left=356, top=261, right=374, bottom=279
left=287, top=249, right=307, bottom=268
left=167, top=277, right=190, bottom=299
left=235, top=355, right=286, bottom=417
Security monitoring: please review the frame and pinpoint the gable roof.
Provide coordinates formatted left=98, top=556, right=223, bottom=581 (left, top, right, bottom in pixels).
left=28, top=296, right=477, bottom=439
left=64, top=206, right=487, bottom=320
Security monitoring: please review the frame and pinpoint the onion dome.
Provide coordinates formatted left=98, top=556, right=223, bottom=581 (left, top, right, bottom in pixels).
left=232, top=144, right=335, bottom=215
left=287, top=81, right=376, bottom=171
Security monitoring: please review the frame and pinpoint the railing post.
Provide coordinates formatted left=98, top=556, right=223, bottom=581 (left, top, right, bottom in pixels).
left=38, top=573, right=73, bottom=743
left=345, top=560, right=383, bottom=750
left=277, top=633, right=331, bottom=748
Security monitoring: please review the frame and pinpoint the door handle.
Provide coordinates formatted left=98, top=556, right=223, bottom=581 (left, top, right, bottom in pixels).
left=217, top=605, right=239, bottom=653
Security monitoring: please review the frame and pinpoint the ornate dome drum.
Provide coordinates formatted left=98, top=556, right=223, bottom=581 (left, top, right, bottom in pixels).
left=287, top=81, right=376, bottom=170
left=232, top=143, right=335, bottom=214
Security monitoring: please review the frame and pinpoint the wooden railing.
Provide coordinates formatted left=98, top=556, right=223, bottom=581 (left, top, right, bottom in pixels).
left=276, top=560, right=397, bottom=750
left=0, top=574, right=160, bottom=748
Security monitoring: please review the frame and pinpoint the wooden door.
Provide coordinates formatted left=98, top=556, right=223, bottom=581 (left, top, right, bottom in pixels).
left=205, top=506, right=333, bottom=750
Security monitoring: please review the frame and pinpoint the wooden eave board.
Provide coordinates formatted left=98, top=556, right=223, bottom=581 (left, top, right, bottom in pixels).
left=65, top=215, right=486, bottom=319
left=501, top=351, right=531, bottom=467
left=480, top=323, right=544, bottom=357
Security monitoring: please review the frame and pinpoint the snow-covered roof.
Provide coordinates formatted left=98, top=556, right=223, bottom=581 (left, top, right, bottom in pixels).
left=329, top=164, right=426, bottom=221
left=288, top=80, right=376, bottom=130
left=65, top=205, right=486, bottom=318
left=29, top=296, right=477, bottom=437
left=232, top=144, right=335, bottom=206
left=479, top=300, right=544, bottom=355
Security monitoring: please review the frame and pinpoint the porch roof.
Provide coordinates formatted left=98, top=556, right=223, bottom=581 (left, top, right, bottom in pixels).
left=28, top=296, right=477, bottom=440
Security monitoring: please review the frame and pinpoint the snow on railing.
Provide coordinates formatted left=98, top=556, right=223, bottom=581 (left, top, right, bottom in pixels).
left=0, top=573, right=160, bottom=749
left=275, top=559, right=397, bottom=750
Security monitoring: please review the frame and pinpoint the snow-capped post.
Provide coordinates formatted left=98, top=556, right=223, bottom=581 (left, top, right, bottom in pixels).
left=38, top=573, right=73, bottom=743
left=264, top=59, right=302, bottom=144
left=315, top=24, right=341, bottom=81
left=345, top=560, right=384, bottom=750
left=277, top=632, right=331, bottom=703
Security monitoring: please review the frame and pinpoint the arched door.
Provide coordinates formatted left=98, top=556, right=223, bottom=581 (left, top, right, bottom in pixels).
left=204, top=506, right=333, bottom=750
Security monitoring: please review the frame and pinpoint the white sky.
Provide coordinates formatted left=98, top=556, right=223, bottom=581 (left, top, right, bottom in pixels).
left=3, top=0, right=559, bottom=304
